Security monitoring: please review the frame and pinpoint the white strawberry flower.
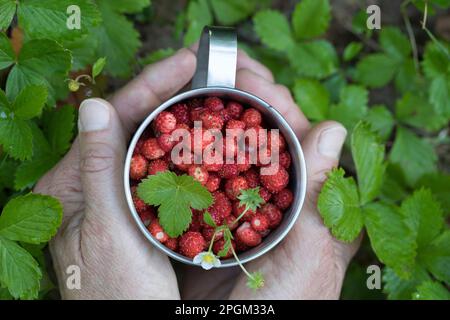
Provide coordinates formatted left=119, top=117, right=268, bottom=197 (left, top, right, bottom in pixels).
left=193, top=251, right=221, bottom=270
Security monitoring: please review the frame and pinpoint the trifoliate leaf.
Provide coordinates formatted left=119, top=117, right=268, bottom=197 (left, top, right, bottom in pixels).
left=92, top=57, right=107, bottom=80
left=401, top=189, right=444, bottom=248
left=419, top=230, right=450, bottom=284
left=429, top=75, right=450, bottom=117
left=355, top=53, right=399, bottom=88
left=389, top=127, right=437, bottom=187
left=317, top=168, right=363, bottom=242
left=364, top=202, right=416, bottom=278
left=288, top=40, right=338, bottom=79
left=0, top=193, right=62, bottom=244
left=183, top=0, right=213, bottom=47
left=364, top=105, right=394, bottom=140
left=42, top=105, right=75, bottom=156
left=237, top=187, right=264, bottom=213
left=253, top=10, right=295, bottom=53
left=0, top=236, right=41, bottom=299
left=343, top=42, right=363, bottom=62
left=416, top=173, right=450, bottom=212
left=137, top=172, right=213, bottom=237
left=16, top=0, right=101, bottom=41
left=422, top=41, right=449, bottom=79
left=12, top=85, right=47, bottom=120
left=0, top=0, right=15, bottom=31
left=293, top=78, right=329, bottom=121
left=210, top=0, right=260, bottom=26
left=351, top=122, right=386, bottom=205
left=412, top=281, right=450, bottom=300
left=292, top=0, right=331, bottom=40
left=0, top=119, right=33, bottom=160
left=379, top=27, right=411, bottom=60
left=383, top=266, right=431, bottom=300
left=0, top=32, right=14, bottom=69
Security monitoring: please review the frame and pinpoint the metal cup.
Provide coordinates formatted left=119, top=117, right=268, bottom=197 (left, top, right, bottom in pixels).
left=124, top=26, right=307, bottom=267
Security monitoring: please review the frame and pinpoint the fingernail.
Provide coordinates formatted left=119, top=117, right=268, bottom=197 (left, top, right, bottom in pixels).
left=318, top=125, right=347, bottom=160
left=78, top=99, right=110, bottom=132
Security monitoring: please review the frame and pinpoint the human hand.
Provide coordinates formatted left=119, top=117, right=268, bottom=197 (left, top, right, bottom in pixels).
left=34, top=49, right=198, bottom=299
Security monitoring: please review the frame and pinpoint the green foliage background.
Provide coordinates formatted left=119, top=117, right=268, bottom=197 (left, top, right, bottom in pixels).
left=0, top=0, right=449, bottom=300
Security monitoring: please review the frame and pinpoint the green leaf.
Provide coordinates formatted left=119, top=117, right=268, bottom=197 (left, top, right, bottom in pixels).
left=0, top=236, right=41, bottom=299
left=317, top=168, right=363, bottom=242
left=343, top=42, right=363, bottom=62
left=364, top=105, right=394, bottom=140
left=0, top=0, right=15, bottom=31
left=429, top=75, right=450, bottom=117
left=64, top=33, right=98, bottom=71
left=419, top=230, right=450, bottom=284
left=210, top=0, right=259, bottom=25
left=380, top=163, right=409, bottom=204
left=253, top=10, right=295, bottom=53
left=137, top=172, right=213, bottom=237
left=0, top=193, right=62, bottom=244
left=293, top=79, right=329, bottom=121
left=401, top=189, right=444, bottom=248
left=395, top=59, right=420, bottom=93
left=0, top=119, right=33, bottom=160
left=237, top=187, right=264, bottom=213
left=416, top=173, right=450, bottom=212
left=92, top=57, right=107, bottom=80
left=379, top=27, right=411, bottom=60
left=12, top=85, right=47, bottom=120
left=355, top=53, right=399, bottom=88
left=17, top=0, right=101, bottom=41
left=292, top=0, right=331, bottom=40
left=364, top=202, right=416, bottom=278
left=42, top=105, right=75, bottom=155
left=422, top=41, right=449, bottom=79
left=106, top=0, right=151, bottom=13
left=0, top=32, right=14, bottom=69
left=183, top=0, right=213, bottom=47
left=383, top=266, right=431, bottom=300
left=351, top=122, right=385, bottom=205
left=203, top=212, right=217, bottom=228
left=412, top=281, right=450, bottom=300
left=140, top=48, right=175, bottom=66
left=288, top=40, right=338, bottom=79
left=389, top=127, right=437, bottom=186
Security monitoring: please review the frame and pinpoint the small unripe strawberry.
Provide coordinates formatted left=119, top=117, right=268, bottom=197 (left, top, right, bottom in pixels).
left=200, top=111, right=224, bottom=130
left=165, top=237, right=179, bottom=251
left=213, top=239, right=236, bottom=258
left=251, top=213, right=270, bottom=233
left=273, top=188, right=294, bottom=210
left=205, top=97, right=224, bottom=112
left=218, top=164, right=239, bottom=179
left=179, top=231, right=206, bottom=258
left=259, top=203, right=283, bottom=229
left=279, top=151, right=291, bottom=169
left=130, top=154, right=148, bottom=180
left=225, top=176, right=248, bottom=200
left=226, top=101, right=243, bottom=119
left=236, top=222, right=261, bottom=247
left=242, top=108, right=262, bottom=128
left=188, top=165, right=209, bottom=185
left=148, top=220, right=169, bottom=243
left=171, top=103, right=191, bottom=125
left=205, top=173, right=221, bottom=192
left=148, top=159, right=169, bottom=175
left=155, top=111, right=177, bottom=134
left=142, top=138, right=165, bottom=160
left=157, top=133, right=176, bottom=152
left=260, top=167, right=289, bottom=193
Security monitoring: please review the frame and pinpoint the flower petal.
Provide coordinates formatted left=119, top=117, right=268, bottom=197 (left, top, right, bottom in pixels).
left=201, top=261, right=214, bottom=270
left=193, top=252, right=206, bottom=264
left=213, top=258, right=221, bottom=268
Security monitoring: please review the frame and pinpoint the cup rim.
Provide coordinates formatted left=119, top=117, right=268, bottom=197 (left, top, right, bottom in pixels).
left=124, top=86, right=307, bottom=267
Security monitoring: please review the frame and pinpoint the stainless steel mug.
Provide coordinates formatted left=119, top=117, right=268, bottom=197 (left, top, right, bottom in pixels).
left=124, top=26, right=307, bottom=267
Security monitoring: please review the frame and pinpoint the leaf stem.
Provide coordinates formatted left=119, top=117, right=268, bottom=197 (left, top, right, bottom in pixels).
left=401, top=0, right=420, bottom=72
left=230, top=244, right=254, bottom=280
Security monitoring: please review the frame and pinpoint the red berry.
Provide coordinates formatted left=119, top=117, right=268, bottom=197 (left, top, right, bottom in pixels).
left=235, top=238, right=249, bottom=252
left=202, top=226, right=223, bottom=242
left=213, top=239, right=236, bottom=258
left=155, top=111, right=177, bottom=134
left=225, top=176, right=248, bottom=200
left=165, top=237, right=178, bottom=251
left=148, top=159, right=169, bottom=175
left=223, top=215, right=238, bottom=231
left=205, top=97, right=224, bottom=112
left=171, top=103, right=191, bottom=125
left=232, top=201, right=256, bottom=222
left=205, top=173, right=221, bottom=192
left=191, top=128, right=217, bottom=153
left=190, top=106, right=206, bottom=123
left=148, top=220, right=169, bottom=243
left=134, top=138, right=145, bottom=155
left=210, top=191, right=232, bottom=218
left=200, top=111, right=224, bottom=130
left=219, top=164, right=239, bottom=179
left=236, top=155, right=251, bottom=172
left=242, top=108, right=262, bottom=128
left=226, top=101, right=243, bottom=119
left=245, top=126, right=268, bottom=150
left=268, top=131, right=286, bottom=152
left=189, top=210, right=203, bottom=232
left=157, top=133, right=176, bottom=152
left=259, top=203, right=282, bottom=229
left=251, top=213, right=270, bottom=233
left=130, top=154, right=148, bottom=180
left=221, top=109, right=233, bottom=122
left=132, top=186, right=149, bottom=214
left=222, top=137, right=238, bottom=159
left=236, top=222, right=261, bottom=247
left=259, top=187, right=272, bottom=203
left=142, top=138, right=165, bottom=160
left=188, top=165, right=209, bottom=185
left=203, top=150, right=224, bottom=172
left=244, top=168, right=260, bottom=188
left=139, top=208, right=156, bottom=227
left=260, top=167, right=289, bottom=193
left=226, top=119, right=246, bottom=130
left=273, top=189, right=294, bottom=210
left=279, top=151, right=291, bottom=169
left=179, top=231, right=206, bottom=258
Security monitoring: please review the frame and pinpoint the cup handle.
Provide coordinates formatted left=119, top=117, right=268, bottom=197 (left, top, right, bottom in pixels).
left=191, top=26, right=237, bottom=89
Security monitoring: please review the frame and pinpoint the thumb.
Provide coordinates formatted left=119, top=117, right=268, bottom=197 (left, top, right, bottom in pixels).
left=78, top=98, right=128, bottom=223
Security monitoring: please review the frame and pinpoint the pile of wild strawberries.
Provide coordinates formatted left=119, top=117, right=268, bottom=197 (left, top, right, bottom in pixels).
left=129, top=97, right=294, bottom=259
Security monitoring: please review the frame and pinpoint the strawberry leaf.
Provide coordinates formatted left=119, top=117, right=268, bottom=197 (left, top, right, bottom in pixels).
left=12, top=85, right=48, bottom=120
left=413, top=281, right=450, bottom=300
left=237, top=187, right=264, bottom=213
left=0, top=0, right=15, bottom=31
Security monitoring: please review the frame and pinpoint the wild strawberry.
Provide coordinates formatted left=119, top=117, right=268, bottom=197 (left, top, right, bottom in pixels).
left=210, top=191, right=232, bottom=218
left=190, top=106, right=206, bottom=123
left=148, top=159, right=169, bottom=175
left=221, top=109, right=233, bottom=122
left=205, top=173, right=221, bottom=192
left=260, top=167, right=289, bottom=193
left=223, top=215, right=238, bottom=231
left=205, top=207, right=224, bottom=226
left=273, top=188, right=294, bottom=210
left=218, top=164, right=239, bottom=179
left=142, top=138, right=165, bottom=160
left=188, top=165, right=209, bottom=185
left=157, top=133, right=175, bottom=152
left=256, top=147, right=271, bottom=167
left=139, top=207, right=156, bottom=227
left=179, top=231, right=206, bottom=258
left=244, top=167, right=260, bottom=188
left=173, top=150, right=194, bottom=172
left=148, top=220, right=169, bottom=243
left=259, top=187, right=272, bottom=203
left=205, top=97, right=224, bottom=112
left=251, top=213, right=270, bottom=233
left=225, top=176, right=248, bottom=200
left=132, top=186, right=149, bottom=214
left=236, top=154, right=251, bottom=172
left=202, top=226, right=223, bottom=242
left=259, top=229, right=270, bottom=238
left=245, top=126, right=267, bottom=150
left=200, top=111, right=224, bottom=130
left=171, top=103, right=191, bottom=125
left=242, top=108, right=262, bottom=128
left=191, top=128, right=217, bottom=153
left=232, top=201, right=256, bottom=222
left=130, top=154, right=148, bottom=180
left=236, top=222, right=261, bottom=247
left=189, top=210, right=203, bottom=232
left=154, top=111, right=177, bottom=134
left=226, top=101, right=243, bottom=119
left=134, top=138, right=145, bottom=155
left=213, top=239, right=236, bottom=258
left=268, top=131, right=286, bottom=152
left=203, top=150, right=224, bottom=172
left=235, top=238, right=249, bottom=252
left=165, top=237, right=178, bottom=251
left=259, top=203, right=282, bottom=229
left=223, top=137, right=238, bottom=159
left=279, top=151, right=291, bottom=169
left=226, top=119, right=246, bottom=130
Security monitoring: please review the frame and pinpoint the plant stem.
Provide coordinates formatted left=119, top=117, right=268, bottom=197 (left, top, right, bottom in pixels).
left=421, top=1, right=428, bottom=29
left=231, top=244, right=254, bottom=280
left=401, top=0, right=420, bottom=72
